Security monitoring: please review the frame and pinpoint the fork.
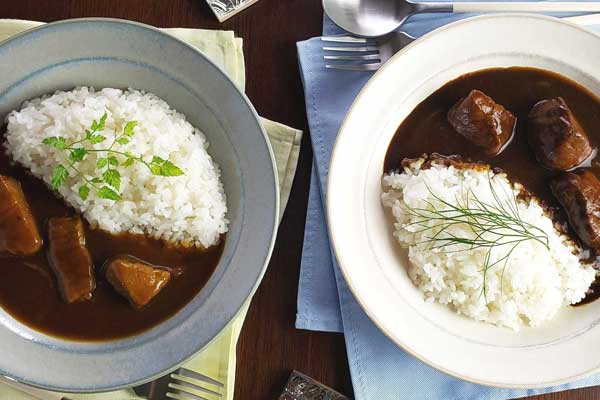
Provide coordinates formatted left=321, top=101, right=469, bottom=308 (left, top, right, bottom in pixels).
left=322, top=31, right=415, bottom=71
left=322, top=16, right=600, bottom=72
left=133, top=367, right=224, bottom=400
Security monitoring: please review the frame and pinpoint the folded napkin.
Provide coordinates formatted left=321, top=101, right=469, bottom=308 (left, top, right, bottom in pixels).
left=0, top=19, right=302, bottom=400
left=297, top=10, right=600, bottom=400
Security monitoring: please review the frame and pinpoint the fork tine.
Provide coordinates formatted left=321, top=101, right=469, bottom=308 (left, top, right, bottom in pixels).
left=170, top=376, right=222, bottom=397
left=325, top=63, right=381, bottom=71
left=168, top=383, right=216, bottom=399
left=321, top=36, right=369, bottom=43
left=178, top=368, right=224, bottom=388
left=166, top=390, right=210, bottom=400
left=323, top=46, right=378, bottom=52
left=324, top=54, right=380, bottom=61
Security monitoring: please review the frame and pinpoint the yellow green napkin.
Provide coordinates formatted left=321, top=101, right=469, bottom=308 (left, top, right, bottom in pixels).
left=0, top=20, right=302, bottom=400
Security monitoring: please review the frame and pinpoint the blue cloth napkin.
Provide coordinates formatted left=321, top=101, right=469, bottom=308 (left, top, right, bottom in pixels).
left=297, top=10, right=600, bottom=400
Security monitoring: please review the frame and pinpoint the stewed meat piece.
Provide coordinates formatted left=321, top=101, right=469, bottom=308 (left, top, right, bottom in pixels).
left=47, top=217, right=95, bottom=303
left=447, top=90, right=516, bottom=156
left=551, top=170, right=600, bottom=248
left=528, top=97, right=594, bottom=171
left=0, top=175, right=42, bottom=255
left=105, top=256, right=171, bottom=309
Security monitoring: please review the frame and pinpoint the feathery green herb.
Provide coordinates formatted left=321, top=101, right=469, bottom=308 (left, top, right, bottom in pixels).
left=43, top=112, right=184, bottom=201
left=401, top=178, right=549, bottom=301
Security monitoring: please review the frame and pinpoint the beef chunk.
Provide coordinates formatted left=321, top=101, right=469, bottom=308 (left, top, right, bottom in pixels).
left=447, top=90, right=516, bottom=155
left=0, top=175, right=42, bottom=255
left=528, top=97, right=594, bottom=171
left=105, top=256, right=171, bottom=309
left=551, top=170, right=600, bottom=248
left=47, top=217, right=95, bottom=303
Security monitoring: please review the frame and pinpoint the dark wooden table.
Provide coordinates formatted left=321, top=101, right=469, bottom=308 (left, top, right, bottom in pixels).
left=0, top=1, right=598, bottom=399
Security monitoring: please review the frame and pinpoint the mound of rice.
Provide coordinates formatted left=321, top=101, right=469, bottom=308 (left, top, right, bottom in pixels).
left=5, top=87, right=227, bottom=248
left=381, top=157, right=596, bottom=330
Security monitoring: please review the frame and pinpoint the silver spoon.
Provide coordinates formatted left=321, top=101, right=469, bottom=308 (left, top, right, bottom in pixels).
left=323, top=0, right=600, bottom=37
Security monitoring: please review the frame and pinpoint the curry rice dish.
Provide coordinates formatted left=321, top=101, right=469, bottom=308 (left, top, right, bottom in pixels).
left=0, top=87, right=228, bottom=340
left=382, top=67, right=600, bottom=329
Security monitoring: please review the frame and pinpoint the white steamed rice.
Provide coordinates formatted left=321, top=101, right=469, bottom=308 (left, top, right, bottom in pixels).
left=381, top=158, right=596, bottom=330
left=5, top=87, right=228, bottom=248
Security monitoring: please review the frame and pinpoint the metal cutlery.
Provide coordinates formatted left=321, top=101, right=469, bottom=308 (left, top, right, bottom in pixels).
left=323, top=15, right=600, bottom=72
left=133, top=367, right=224, bottom=400
left=0, top=367, right=223, bottom=400
left=323, top=0, right=600, bottom=37
left=322, top=32, right=415, bottom=71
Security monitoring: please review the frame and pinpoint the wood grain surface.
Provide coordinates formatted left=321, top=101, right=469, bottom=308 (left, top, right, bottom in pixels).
left=0, top=1, right=598, bottom=399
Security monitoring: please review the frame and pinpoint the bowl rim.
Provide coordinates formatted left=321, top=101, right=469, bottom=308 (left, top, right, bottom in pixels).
left=326, top=13, right=600, bottom=389
left=0, top=17, right=280, bottom=392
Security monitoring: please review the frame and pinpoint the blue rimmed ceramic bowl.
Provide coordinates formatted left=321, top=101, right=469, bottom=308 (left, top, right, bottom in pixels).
left=0, top=18, right=279, bottom=392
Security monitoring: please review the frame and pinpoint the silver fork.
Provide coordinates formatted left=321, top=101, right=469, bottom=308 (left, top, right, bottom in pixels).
left=322, top=31, right=415, bottom=71
left=133, top=367, right=224, bottom=400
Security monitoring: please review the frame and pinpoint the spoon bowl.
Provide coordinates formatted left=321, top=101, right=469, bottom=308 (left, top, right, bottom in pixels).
left=323, top=0, right=419, bottom=37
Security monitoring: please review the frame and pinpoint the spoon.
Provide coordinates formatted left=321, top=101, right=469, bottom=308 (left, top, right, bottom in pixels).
left=323, top=0, right=600, bottom=37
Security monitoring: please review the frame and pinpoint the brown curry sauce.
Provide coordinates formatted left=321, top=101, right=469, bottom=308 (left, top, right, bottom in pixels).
left=383, top=67, right=600, bottom=305
left=0, top=138, right=224, bottom=341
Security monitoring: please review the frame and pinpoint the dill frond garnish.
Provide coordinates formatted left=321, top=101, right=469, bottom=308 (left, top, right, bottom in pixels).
left=401, top=176, right=549, bottom=302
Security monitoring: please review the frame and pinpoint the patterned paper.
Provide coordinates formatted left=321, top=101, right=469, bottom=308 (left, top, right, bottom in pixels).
left=279, top=371, right=350, bottom=400
left=206, top=0, right=260, bottom=22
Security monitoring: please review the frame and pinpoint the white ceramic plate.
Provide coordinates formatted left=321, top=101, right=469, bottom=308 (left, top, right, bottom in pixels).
left=327, top=14, right=600, bottom=388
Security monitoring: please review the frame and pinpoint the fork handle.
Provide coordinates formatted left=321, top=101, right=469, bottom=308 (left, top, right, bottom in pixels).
left=450, top=2, right=600, bottom=12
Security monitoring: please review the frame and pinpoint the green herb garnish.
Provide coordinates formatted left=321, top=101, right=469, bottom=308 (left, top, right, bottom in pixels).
left=401, top=177, right=550, bottom=302
left=43, top=112, right=184, bottom=201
